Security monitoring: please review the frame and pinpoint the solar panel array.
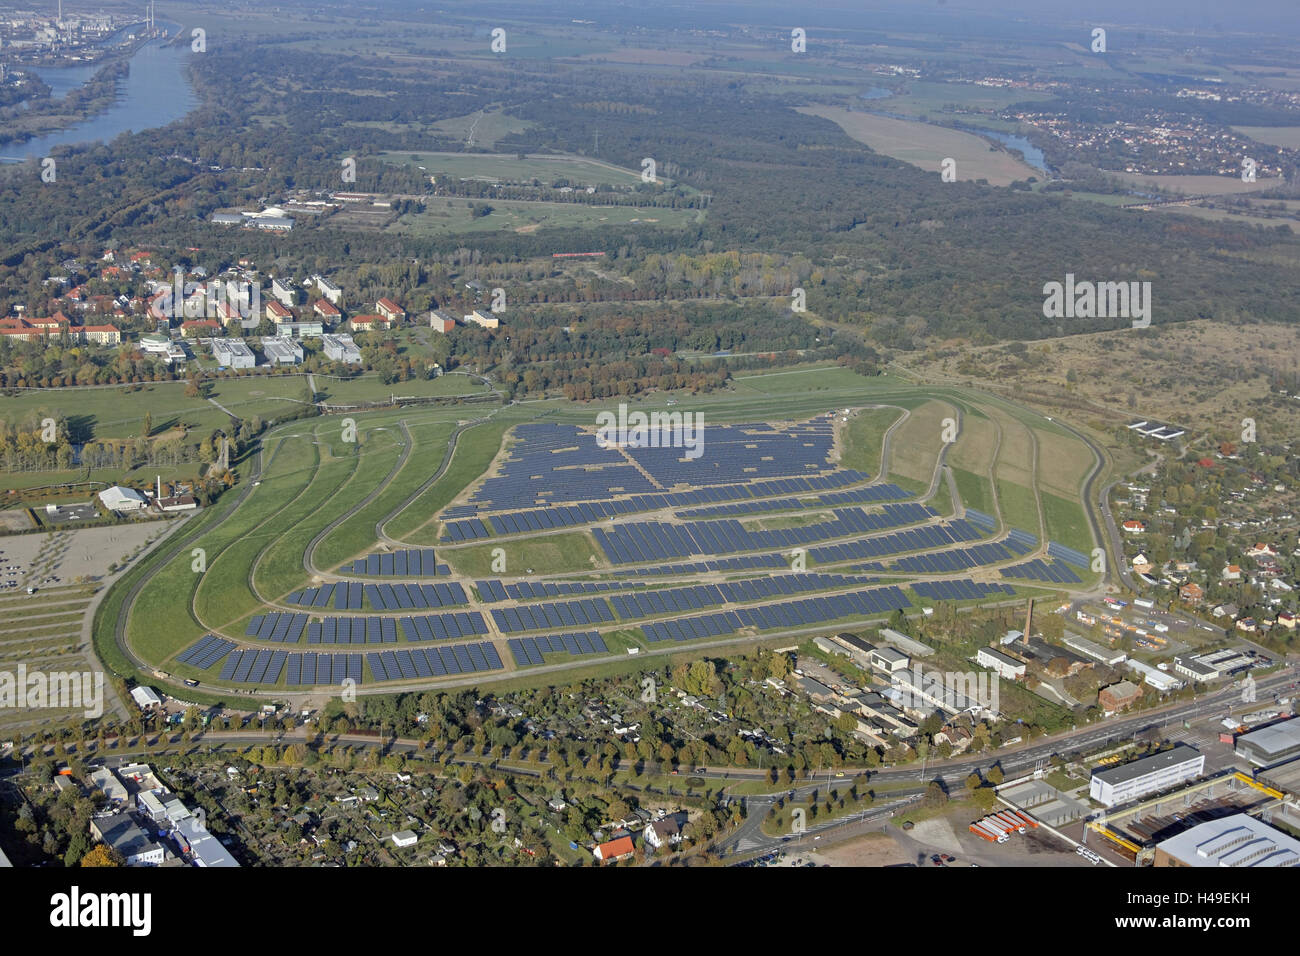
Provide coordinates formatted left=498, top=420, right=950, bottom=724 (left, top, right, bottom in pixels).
left=1005, top=528, right=1039, bottom=551
left=508, top=631, right=609, bottom=666
left=1047, top=541, right=1090, bottom=568
left=286, top=581, right=467, bottom=610
left=366, top=642, right=502, bottom=681
left=306, top=617, right=398, bottom=644
left=594, top=502, right=934, bottom=564
left=396, top=612, right=491, bottom=641
left=218, top=648, right=289, bottom=684
left=640, top=585, right=911, bottom=642
left=964, top=509, right=997, bottom=534
left=890, top=540, right=1021, bottom=574
left=677, top=481, right=910, bottom=518
left=243, top=612, right=308, bottom=643
left=475, top=578, right=646, bottom=603
left=340, top=549, right=449, bottom=576
left=176, top=634, right=236, bottom=669
left=623, top=420, right=836, bottom=487
left=609, top=573, right=878, bottom=620
left=612, top=554, right=789, bottom=576
left=911, top=580, right=1017, bottom=602
left=1001, top=558, right=1083, bottom=584
left=285, top=652, right=363, bottom=686
left=806, top=518, right=981, bottom=564
left=489, top=597, right=615, bottom=633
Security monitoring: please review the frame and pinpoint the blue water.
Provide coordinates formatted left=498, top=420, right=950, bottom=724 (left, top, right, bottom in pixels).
left=3, top=26, right=196, bottom=162
left=859, top=87, right=894, bottom=100
left=959, top=125, right=1049, bottom=175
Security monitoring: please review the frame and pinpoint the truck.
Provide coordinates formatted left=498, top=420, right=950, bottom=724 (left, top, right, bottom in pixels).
left=971, top=820, right=1008, bottom=844
left=1134, top=598, right=1155, bottom=610
left=1008, top=809, right=1039, bottom=829
left=994, top=812, right=1027, bottom=834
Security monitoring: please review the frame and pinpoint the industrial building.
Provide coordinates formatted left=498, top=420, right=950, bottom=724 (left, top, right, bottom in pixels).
left=976, top=646, right=1026, bottom=680
left=1154, top=813, right=1300, bottom=867
left=869, top=646, right=910, bottom=675
left=89, top=814, right=166, bottom=866
left=1125, top=658, right=1184, bottom=692
left=99, top=485, right=148, bottom=513
left=1174, top=648, right=1253, bottom=682
left=212, top=338, right=256, bottom=369
left=877, top=627, right=934, bottom=658
left=322, top=333, right=362, bottom=364
left=1063, top=632, right=1127, bottom=666
left=1089, top=745, right=1205, bottom=807
left=1236, top=718, right=1300, bottom=768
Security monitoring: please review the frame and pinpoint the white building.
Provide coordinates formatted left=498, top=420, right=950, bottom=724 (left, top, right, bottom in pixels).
left=130, top=685, right=163, bottom=709
left=391, top=830, right=419, bottom=848
left=322, top=333, right=362, bottom=364
left=261, top=336, right=304, bottom=365
left=1126, top=658, right=1184, bottom=692
left=99, top=485, right=148, bottom=513
left=316, top=276, right=343, bottom=305
left=1089, top=745, right=1205, bottom=807
left=212, top=339, right=256, bottom=369
left=270, top=277, right=298, bottom=307
left=1156, top=813, right=1300, bottom=867
left=976, top=646, right=1026, bottom=680
left=464, top=309, right=500, bottom=330
left=89, top=814, right=166, bottom=866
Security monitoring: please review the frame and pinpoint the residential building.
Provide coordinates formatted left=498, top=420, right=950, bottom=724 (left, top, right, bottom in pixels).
left=270, top=278, right=298, bottom=307
left=376, top=297, right=406, bottom=322
left=391, top=830, right=418, bottom=849
left=464, top=309, right=499, bottom=329
left=643, top=812, right=689, bottom=850
left=322, top=333, right=362, bottom=364
left=313, top=299, right=341, bottom=321
left=1122, top=520, right=1146, bottom=534
left=429, top=309, right=458, bottom=332
left=1088, top=745, right=1204, bottom=807
left=316, top=277, right=343, bottom=305
left=265, top=300, right=293, bottom=322
left=1179, top=582, right=1204, bottom=605
left=350, top=314, right=389, bottom=332
left=592, top=835, right=635, bottom=863
left=82, top=323, right=121, bottom=346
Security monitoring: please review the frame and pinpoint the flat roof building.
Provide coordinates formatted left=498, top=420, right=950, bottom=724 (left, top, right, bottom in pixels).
left=261, top=336, right=304, bottom=365
left=1236, top=718, right=1300, bottom=768
left=212, top=338, right=256, bottom=369
left=1089, top=745, right=1204, bottom=807
left=322, top=333, right=362, bottom=364
left=89, top=814, right=166, bottom=867
left=1064, top=632, right=1127, bottom=666
left=976, top=646, right=1026, bottom=680
left=1155, top=813, right=1300, bottom=868
left=877, top=628, right=934, bottom=658
left=391, top=830, right=418, bottom=848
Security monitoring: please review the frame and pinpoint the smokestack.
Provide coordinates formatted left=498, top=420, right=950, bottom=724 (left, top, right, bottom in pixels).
left=157, top=475, right=162, bottom=500
left=1023, top=598, right=1033, bottom=645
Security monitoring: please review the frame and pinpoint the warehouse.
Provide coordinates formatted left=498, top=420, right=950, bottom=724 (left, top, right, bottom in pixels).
left=1089, top=745, right=1205, bottom=807
left=976, top=646, right=1026, bottom=680
left=1154, top=813, right=1300, bottom=867
left=1063, top=631, right=1127, bottom=666
left=99, top=485, right=148, bottom=513
left=1236, top=718, right=1300, bottom=768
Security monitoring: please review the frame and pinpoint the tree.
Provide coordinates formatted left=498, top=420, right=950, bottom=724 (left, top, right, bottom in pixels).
left=142, top=411, right=152, bottom=438
left=80, top=844, right=124, bottom=867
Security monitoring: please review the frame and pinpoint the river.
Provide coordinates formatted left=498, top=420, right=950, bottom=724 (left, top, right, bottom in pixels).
left=860, top=86, right=1051, bottom=175
left=2, top=23, right=197, bottom=162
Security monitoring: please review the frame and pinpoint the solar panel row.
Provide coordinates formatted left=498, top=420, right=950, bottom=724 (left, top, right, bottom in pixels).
left=595, top=502, right=935, bottom=565
left=176, top=634, right=236, bottom=670
left=366, top=641, right=503, bottom=681
left=611, top=553, right=788, bottom=576
left=1000, top=558, right=1083, bottom=585
left=284, top=652, right=364, bottom=686
left=806, top=519, right=977, bottom=565
left=245, top=612, right=308, bottom=643
left=677, top=481, right=911, bottom=519
left=489, top=597, right=615, bottom=633
left=218, top=648, right=289, bottom=685
left=507, top=631, right=609, bottom=666
left=341, top=549, right=447, bottom=576
left=475, top=578, right=645, bottom=603
left=1047, top=541, right=1091, bottom=569
left=640, top=585, right=911, bottom=643
left=911, top=579, right=1017, bottom=602
left=396, top=611, right=491, bottom=641
left=362, top=581, right=468, bottom=611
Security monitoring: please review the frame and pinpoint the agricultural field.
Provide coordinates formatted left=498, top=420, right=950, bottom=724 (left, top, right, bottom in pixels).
left=387, top=197, right=702, bottom=237
left=799, top=106, right=1040, bottom=186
